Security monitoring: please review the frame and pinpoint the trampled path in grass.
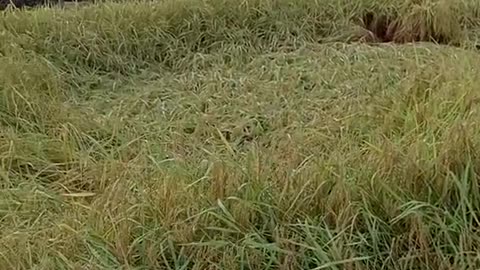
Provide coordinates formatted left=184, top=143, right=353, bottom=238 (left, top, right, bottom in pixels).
left=2, top=0, right=480, bottom=269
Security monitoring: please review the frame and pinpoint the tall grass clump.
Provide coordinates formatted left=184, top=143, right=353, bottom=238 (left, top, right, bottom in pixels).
left=2, top=0, right=480, bottom=269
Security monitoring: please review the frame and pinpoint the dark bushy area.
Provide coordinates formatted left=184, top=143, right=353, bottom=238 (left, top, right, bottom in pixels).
left=0, top=0, right=90, bottom=9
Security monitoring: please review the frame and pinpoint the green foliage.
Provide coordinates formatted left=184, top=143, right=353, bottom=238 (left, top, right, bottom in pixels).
left=1, top=0, right=480, bottom=269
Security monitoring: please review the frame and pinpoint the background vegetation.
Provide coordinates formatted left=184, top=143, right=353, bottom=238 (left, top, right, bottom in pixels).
left=2, top=0, right=480, bottom=268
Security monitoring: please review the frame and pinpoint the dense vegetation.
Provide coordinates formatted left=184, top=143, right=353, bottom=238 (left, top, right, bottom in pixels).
left=2, top=0, right=480, bottom=268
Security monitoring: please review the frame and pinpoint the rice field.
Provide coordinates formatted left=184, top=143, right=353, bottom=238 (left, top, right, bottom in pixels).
left=1, top=0, right=480, bottom=268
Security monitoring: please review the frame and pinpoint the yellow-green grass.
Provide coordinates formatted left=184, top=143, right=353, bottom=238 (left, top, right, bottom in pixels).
left=2, top=0, right=480, bottom=269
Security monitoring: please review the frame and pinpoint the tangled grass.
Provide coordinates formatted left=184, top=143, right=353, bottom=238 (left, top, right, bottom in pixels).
left=2, top=0, right=480, bottom=269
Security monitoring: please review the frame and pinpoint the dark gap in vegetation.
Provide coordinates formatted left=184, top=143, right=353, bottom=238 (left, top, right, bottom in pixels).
left=360, top=11, right=453, bottom=45
left=0, top=0, right=87, bottom=10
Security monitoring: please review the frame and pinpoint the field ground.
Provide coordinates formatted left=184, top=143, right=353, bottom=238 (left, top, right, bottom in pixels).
left=2, top=0, right=480, bottom=269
